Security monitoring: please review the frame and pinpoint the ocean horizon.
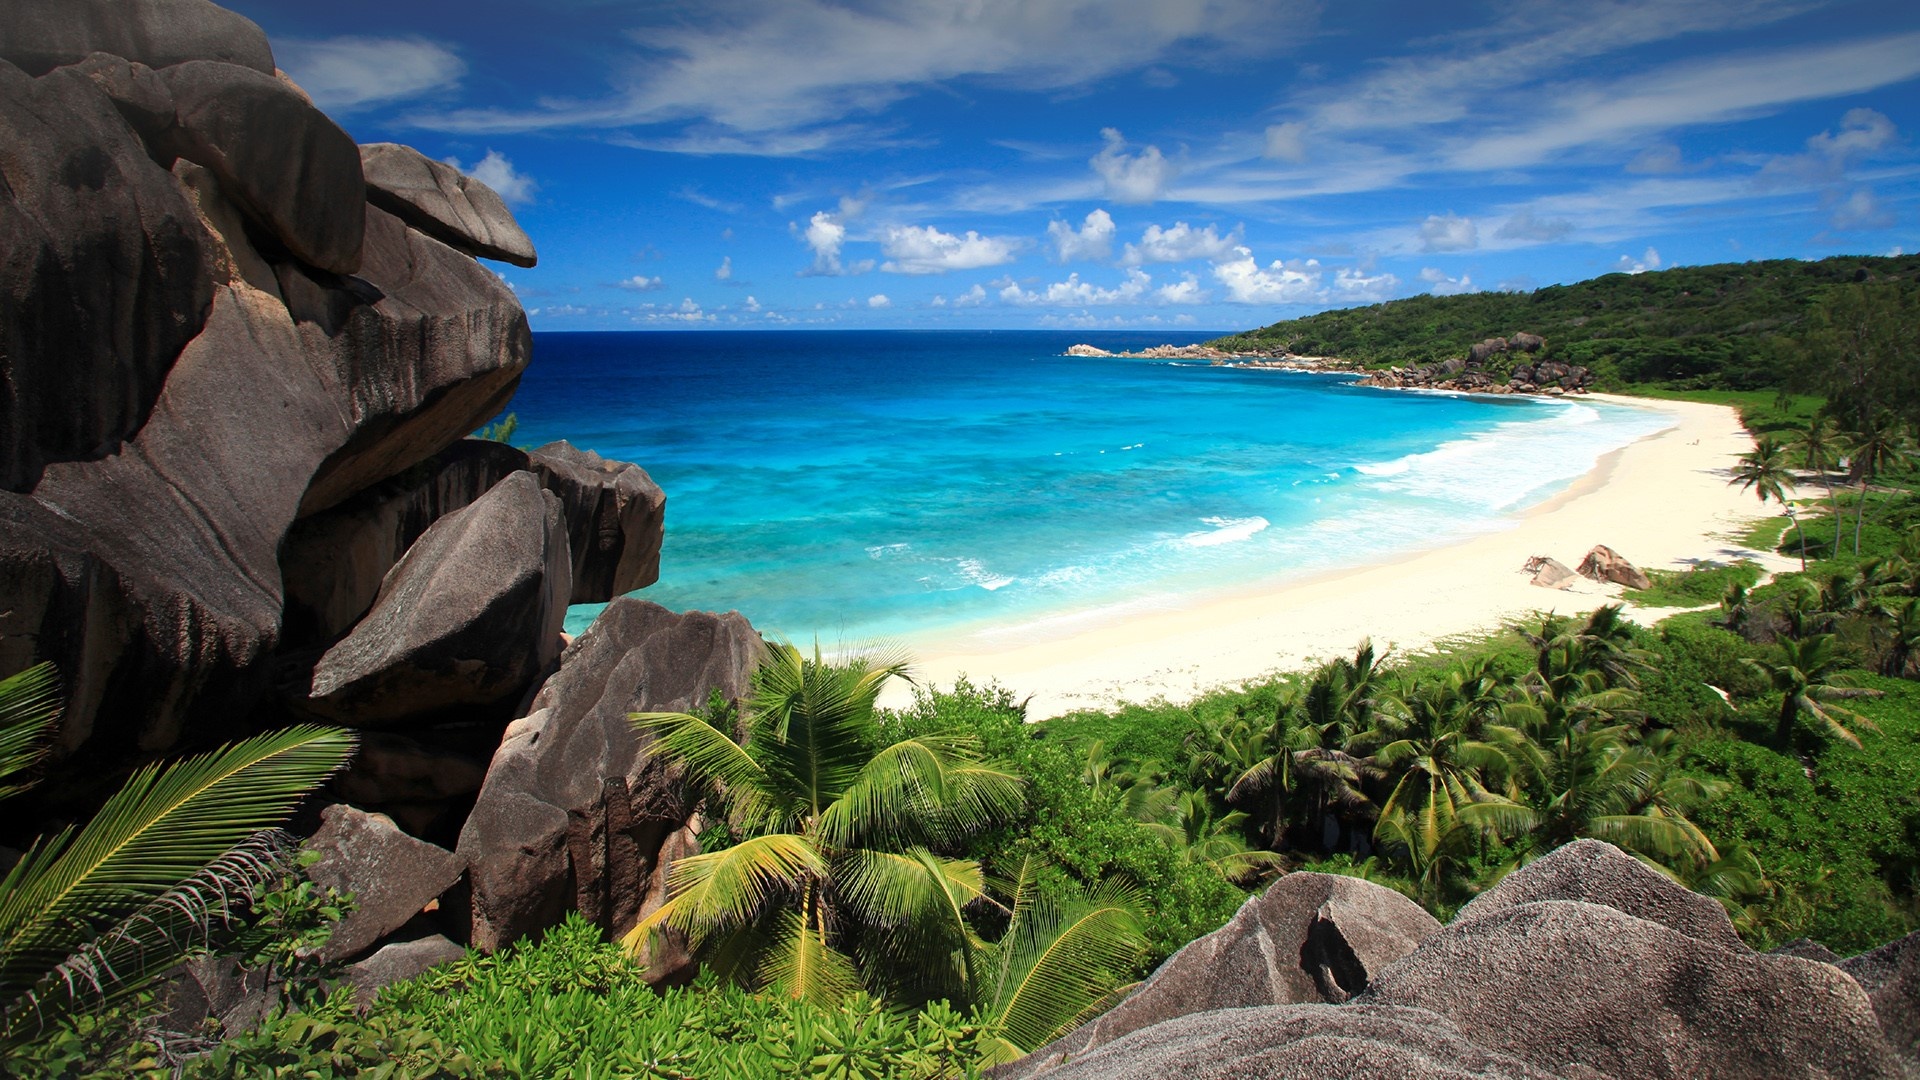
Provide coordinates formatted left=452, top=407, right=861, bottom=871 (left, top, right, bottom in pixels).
left=501, top=330, right=1672, bottom=651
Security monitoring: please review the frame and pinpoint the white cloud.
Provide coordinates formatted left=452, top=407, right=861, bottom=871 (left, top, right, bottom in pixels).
left=444, top=151, right=536, bottom=205
left=406, top=1, right=1309, bottom=151
left=1001, top=269, right=1153, bottom=306
left=1626, top=144, right=1685, bottom=174
left=955, top=283, right=988, bottom=307
left=1263, top=121, right=1308, bottom=162
left=800, top=210, right=848, bottom=274
left=880, top=224, right=1022, bottom=274
left=1155, top=273, right=1207, bottom=304
left=715, top=256, right=733, bottom=281
left=1616, top=247, right=1663, bottom=274
left=1830, top=188, right=1895, bottom=230
left=1092, top=128, right=1178, bottom=204
left=1048, top=209, right=1117, bottom=262
left=618, top=275, right=665, bottom=291
left=675, top=186, right=742, bottom=212
left=276, top=35, right=464, bottom=113
left=868, top=294, right=891, bottom=308
left=1333, top=267, right=1400, bottom=302
left=1420, top=267, right=1477, bottom=296
left=1211, top=246, right=1322, bottom=304
left=744, top=295, right=762, bottom=312
left=1419, top=213, right=1478, bottom=252
left=1808, top=108, right=1899, bottom=160
left=1122, top=221, right=1241, bottom=264
left=1495, top=209, right=1572, bottom=243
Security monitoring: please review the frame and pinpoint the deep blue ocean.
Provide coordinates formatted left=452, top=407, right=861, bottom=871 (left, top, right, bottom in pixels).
left=501, top=331, right=1670, bottom=649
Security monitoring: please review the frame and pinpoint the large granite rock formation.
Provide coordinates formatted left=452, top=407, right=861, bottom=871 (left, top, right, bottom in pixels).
left=1575, top=544, right=1653, bottom=591
left=361, top=142, right=537, bottom=268
left=303, top=804, right=465, bottom=964
left=306, top=471, right=571, bottom=724
left=998, top=841, right=1915, bottom=1080
left=458, top=599, right=763, bottom=954
left=1004, top=873, right=1440, bottom=1077
left=0, top=0, right=275, bottom=78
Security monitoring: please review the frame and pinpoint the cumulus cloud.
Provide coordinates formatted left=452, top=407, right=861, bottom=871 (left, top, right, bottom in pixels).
left=1616, top=246, right=1663, bottom=274
left=276, top=35, right=464, bottom=113
left=1211, top=246, right=1323, bottom=304
left=618, top=274, right=665, bottom=291
left=800, top=210, right=849, bottom=274
left=1091, top=128, right=1178, bottom=204
left=715, top=256, right=733, bottom=281
left=1495, top=209, right=1572, bottom=243
left=1808, top=107, right=1899, bottom=160
left=442, top=151, right=536, bottom=205
left=1829, top=188, right=1895, bottom=230
left=1418, top=213, right=1478, bottom=252
left=1000, top=268, right=1153, bottom=306
left=954, top=283, right=988, bottom=306
left=880, top=224, right=1022, bottom=274
left=744, top=295, right=762, bottom=312
left=1420, top=267, right=1477, bottom=296
left=1121, top=221, right=1242, bottom=264
left=1155, top=273, right=1207, bottom=304
left=1048, top=209, right=1117, bottom=262
left=868, top=294, right=891, bottom=307
left=1333, top=267, right=1400, bottom=302
left=1263, top=121, right=1308, bottom=162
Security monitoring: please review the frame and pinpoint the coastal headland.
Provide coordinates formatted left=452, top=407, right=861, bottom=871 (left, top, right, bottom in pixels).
left=885, top=393, right=1794, bottom=718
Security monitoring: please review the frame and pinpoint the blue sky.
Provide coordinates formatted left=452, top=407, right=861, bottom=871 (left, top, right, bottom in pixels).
left=227, top=0, right=1919, bottom=332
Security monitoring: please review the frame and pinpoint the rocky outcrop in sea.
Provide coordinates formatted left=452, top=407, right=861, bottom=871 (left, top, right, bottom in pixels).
left=0, top=0, right=757, bottom=1011
left=997, top=841, right=1920, bottom=1079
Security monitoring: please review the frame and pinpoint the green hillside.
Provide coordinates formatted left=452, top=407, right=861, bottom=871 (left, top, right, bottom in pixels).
left=1209, top=254, right=1920, bottom=390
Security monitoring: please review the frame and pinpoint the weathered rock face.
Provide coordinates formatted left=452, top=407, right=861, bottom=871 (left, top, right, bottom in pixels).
left=1004, top=873, right=1441, bottom=1078
left=0, top=61, right=213, bottom=493
left=1575, top=544, right=1653, bottom=591
left=1524, top=555, right=1578, bottom=590
left=457, top=599, right=762, bottom=954
left=307, top=472, right=571, bottom=725
left=342, top=935, right=466, bottom=1006
left=1361, top=900, right=1902, bottom=1079
left=361, top=142, right=537, bottom=268
left=0, top=18, right=532, bottom=757
left=528, top=441, right=666, bottom=604
left=1002, top=842, right=1913, bottom=1080
left=1455, top=838, right=1747, bottom=951
left=0, top=0, right=275, bottom=78
left=303, top=804, right=465, bottom=964
left=1021, top=1004, right=1565, bottom=1080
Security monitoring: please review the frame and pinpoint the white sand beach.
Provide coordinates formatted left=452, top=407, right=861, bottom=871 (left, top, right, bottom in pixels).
left=882, top=394, right=1798, bottom=719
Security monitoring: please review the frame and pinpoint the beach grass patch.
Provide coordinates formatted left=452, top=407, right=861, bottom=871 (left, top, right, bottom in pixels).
left=1628, top=560, right=1762, bottom=608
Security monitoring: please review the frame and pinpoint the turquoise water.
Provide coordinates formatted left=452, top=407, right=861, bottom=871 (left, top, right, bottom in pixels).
left=505, top=331, right=1671, bottom=648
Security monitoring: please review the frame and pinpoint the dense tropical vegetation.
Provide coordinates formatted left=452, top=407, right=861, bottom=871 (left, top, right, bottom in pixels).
left=7, top=256, right=1918, bottom=1075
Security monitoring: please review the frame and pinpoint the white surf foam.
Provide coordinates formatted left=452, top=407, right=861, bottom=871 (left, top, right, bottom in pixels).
left=1182, top=515, right=1271, bottom=548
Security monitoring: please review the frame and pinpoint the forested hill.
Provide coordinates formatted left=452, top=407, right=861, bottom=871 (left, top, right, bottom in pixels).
left=1207, top=253, right=1920, bottom=390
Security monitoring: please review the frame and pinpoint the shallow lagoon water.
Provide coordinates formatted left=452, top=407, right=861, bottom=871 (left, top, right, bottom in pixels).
left=503, top=331, right=1670, bottom=647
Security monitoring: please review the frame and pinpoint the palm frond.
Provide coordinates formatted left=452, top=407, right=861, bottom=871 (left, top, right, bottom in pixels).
left=630, top=709, right=774, bottom=820
left=2, top=831, right=296, bottom=1041
left=836, top=847, right=987, bottom=934
left=755, top=908, right=858, bottom=1005
left=624, top=833, right=824, bottom=948
left=0, top=726, right=354, bottom=1002
left=984, top=881, right=1147, bottom=1057
left=0, top=663, right=61, bottom=799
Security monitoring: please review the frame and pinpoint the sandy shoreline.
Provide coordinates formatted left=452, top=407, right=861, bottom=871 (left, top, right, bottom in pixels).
left=879, top=394, right=1798, bottom=719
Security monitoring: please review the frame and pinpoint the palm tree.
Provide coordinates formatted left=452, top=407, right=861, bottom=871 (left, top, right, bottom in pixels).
left=1878, top=596, right=1920, bottom=677
left=968, top=859, right=1147, bottom=1065
left=1788, top=415, right=1845, bottom=556
left=1729, top=436, right=1806, bottom=570
left=0, top=664, right=356, bottom=1046
left=1742, top=634, right=1884, bottom=748
left=1367, top=676, right=1512, bottom=839
left=1143, top=791, right=1287, bottom=885
left=624, top=644, right=1025, bottom=1005
left=1844, top=421, right=1909, bottom=556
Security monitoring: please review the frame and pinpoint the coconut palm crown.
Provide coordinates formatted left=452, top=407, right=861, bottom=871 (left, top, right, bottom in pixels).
left=625, top=643, right=1026, bottom=1006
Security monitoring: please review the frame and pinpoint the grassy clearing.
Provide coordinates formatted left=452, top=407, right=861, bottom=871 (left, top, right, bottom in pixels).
left=1627, top=560, right=1763, bottom=608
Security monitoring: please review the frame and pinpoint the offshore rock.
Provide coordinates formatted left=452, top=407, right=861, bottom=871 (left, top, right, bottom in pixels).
left=308, top=472, right=571, bottom=725
left=1361, top=900, right=1903, bottom=1079
left=458, top=599, right=762, bottom=954
left=303, top=804, right=465, bottom=964
left=0, top=0, right=275, bottom=78
left=1004, top=873, right=1441, bottom=1077
left=361, top=142, right=537, bottom=267
left=1012, top=1004, right=1566, bottom=1080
